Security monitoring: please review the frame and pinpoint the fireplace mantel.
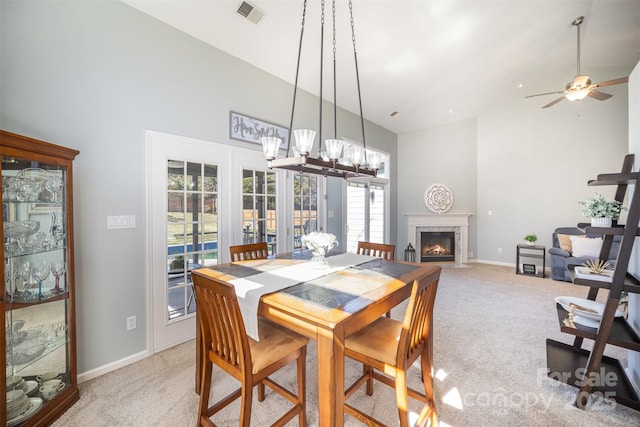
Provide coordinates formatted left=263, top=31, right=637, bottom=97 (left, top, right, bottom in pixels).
left=406, top=213, right=473, bottom=264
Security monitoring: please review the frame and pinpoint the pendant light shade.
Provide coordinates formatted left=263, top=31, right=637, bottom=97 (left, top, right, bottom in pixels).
left=293, top=129, right=316, bottom=156
left=262, top=0, right=377, bottom=179
left=261, top=137, right=282, bottom=160
left=325, top=139, right=344, bottom=161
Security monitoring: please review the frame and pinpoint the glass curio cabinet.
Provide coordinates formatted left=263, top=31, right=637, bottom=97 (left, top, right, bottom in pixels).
left=1, top=130, right=79, bottom=426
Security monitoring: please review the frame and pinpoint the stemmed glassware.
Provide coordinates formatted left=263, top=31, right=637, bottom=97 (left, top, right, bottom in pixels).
left=50, top=261, right=66, bottom=294
left=20, top=261, right=33, bottom=298
left=4, top=260, right=18, bottom=297
left=45, top=176, right=63, bottom=202
left=50, top=211, right=65, bottom=247
left=32, top=261, right=50, bottom=299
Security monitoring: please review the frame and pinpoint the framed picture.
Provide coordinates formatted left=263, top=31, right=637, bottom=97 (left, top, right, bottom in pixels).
left=522, top=263, right=537, bottom=275
left=229, top=111, right=289, bottom=151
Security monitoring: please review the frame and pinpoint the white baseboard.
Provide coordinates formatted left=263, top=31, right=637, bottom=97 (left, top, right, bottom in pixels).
left=473, top=259, right=551, bottom=276
left=474, top=259, right=514, bottom=268
left=77, top=349, right=150, bottom=384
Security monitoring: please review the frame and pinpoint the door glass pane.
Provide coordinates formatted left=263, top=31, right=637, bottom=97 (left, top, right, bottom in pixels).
left=346, top=181, right=366, bottom=252
left=166, top=160, right=218, bottom=322
left=293, top=174, right=319, bottom=249
left=242, top=169, right=277, bottom=254
left=369, top=183, right=385, bottom=243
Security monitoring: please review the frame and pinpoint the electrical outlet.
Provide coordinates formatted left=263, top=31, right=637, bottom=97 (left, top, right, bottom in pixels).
left=127, top=315, right=137, bottom=331
left=497, top=247, right=502, bottom=253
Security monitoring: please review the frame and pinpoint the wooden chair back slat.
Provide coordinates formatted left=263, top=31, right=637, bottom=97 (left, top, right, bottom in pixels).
left=356, top=241, right=395, bottom=260
left=397, top=276, right=439, bottom=370
left=230, top=242, right=269, bottom=262
left=193, top=275, right=250, bottom=378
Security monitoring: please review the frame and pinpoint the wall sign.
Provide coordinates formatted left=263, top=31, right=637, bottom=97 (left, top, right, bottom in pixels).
left=229, top=111, right=289, bottom=151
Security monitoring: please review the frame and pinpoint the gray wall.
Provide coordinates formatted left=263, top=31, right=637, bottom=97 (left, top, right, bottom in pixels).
left=1, top=0, right=395, bottom=374
left=397, top=119, right=478, bottom=256
left=397, top=68, right=630, bottom=264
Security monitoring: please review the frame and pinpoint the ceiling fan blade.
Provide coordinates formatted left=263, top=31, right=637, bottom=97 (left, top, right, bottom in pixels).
left=525, top=90, right=565, bottom=98
left=593, top=76, right=629, bottom=88
left=542, top=96, right=566, bottom=109
left=587, top=90, right=613, bottom=101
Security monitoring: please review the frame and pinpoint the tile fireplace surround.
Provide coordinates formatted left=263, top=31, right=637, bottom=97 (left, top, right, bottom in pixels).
left=406, top=213, right=473, bottom=265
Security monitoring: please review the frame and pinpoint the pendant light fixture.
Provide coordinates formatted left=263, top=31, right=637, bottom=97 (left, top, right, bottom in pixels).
left=261, top=0, right=379, bottom=179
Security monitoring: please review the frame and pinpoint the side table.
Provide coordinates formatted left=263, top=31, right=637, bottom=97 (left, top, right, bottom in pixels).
left=516, top=244, right=546, bottom=278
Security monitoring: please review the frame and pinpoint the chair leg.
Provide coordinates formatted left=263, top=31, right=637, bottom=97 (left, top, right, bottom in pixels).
left=258, top=381, right=265, bottom=402
left=298, top=346, right=307, bottom=426
left=421, top=352, right=438, bottom=425
left=240, top=377, right=253, bottom=427
left=364, top=364, right=374, bottom=396
left=198, top=361, right=213, bottom=426
left=395, top=369, right=410, bottom=427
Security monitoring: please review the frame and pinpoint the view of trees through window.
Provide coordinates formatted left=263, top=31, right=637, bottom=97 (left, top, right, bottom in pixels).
left=293, top=174, right=319, bottom=249
left=242, top=169, right=277, bottom=254
left=166, top=160, right=218, bottom=320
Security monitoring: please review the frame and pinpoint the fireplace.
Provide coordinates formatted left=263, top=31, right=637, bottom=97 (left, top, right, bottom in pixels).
left=420, top=231, right=455, bottom=262
left=406, top=213, right=473, bottom=265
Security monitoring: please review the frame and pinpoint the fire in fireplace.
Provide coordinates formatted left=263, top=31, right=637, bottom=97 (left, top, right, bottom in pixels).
left=420, top=231, right=455, bottom=262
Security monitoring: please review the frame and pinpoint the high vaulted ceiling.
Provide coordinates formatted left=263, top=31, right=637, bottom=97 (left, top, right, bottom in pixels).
left=123, top=0, right=640, bottom=134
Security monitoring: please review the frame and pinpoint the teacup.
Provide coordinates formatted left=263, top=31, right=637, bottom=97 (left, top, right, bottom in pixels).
left=36, top=372, right=60, bottom=384
left=39, top=383, right=64, bottom=400
left=42, top=379, right=64, bottom=390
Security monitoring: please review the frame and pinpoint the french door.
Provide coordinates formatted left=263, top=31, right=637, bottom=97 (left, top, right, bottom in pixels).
left=147, top=131, right=231, bottom=352
left=345, top=180, right=389, bottom=252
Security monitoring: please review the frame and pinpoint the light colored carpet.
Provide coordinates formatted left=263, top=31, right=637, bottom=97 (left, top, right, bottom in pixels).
left=51, top=263, right=640, bottom=426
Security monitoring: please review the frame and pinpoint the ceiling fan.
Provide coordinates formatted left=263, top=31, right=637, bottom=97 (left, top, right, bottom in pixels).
left=526, top=16, right=629, bottom=109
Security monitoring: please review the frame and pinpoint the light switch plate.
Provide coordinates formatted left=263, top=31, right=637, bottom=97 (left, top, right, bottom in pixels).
left=107, top=215, right=136, bottom=229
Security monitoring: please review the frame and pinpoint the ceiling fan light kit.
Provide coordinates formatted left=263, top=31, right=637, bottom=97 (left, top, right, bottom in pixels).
left=261, top=0, right=378, bottom=179
left=526, top=16, right=628, bottom=108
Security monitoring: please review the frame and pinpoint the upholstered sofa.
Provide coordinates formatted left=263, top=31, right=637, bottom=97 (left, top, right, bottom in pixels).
left=549, top=226, right=620, bottom=281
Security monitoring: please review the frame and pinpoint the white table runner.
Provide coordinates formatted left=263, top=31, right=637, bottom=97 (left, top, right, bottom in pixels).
left=230, top=253, right=377, bottom=341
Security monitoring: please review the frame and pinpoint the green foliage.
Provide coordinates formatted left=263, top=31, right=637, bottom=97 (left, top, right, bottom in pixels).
left=579, top=193, right=626, bottom=220
left=524, top=234, right=537, bottom=242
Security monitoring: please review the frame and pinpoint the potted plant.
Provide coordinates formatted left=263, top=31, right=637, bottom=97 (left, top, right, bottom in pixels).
left=579, top=193, right=626, bottom=227
left=524, top=234, right=538, bottom=246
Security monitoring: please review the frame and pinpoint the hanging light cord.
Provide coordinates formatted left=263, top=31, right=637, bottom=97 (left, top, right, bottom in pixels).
left=332, top=0, right=338, bottom=139
left=349, top=0, right=368, bottom=163
left=285, top=0, right=308, bottom=157
left=318, top=0, right=326, bottom=154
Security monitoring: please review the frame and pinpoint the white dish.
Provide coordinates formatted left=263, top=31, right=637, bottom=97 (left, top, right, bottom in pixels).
left=7, top=397, right=42, bottom=427
left=572, top=315, right=601, bottom=329
left=24, top=380, right=38, bottom=396
left=555, top=296, right=623, bottom=321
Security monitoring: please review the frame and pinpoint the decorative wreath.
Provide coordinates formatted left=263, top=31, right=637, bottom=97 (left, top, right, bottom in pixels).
left=424, top=183, right=453, bottom=214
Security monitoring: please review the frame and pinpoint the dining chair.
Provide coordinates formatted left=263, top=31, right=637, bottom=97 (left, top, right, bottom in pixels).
left=356, top=241, right=395, bottom=260
left=356, top=241, right=396, bottom=317
left=229, top=242, right=269, bottom=261
left=343, top=273, right=440, bottom=427
left=193, top=274, right=308, bottom=427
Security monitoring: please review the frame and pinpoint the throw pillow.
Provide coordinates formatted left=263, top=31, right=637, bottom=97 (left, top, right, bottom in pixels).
left=557, top=233, right=583, bottom=253
left=570, top=236, right=603, bottom=258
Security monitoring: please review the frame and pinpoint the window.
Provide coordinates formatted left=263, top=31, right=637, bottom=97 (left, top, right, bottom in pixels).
left=293, top=174, right=319, bottom=249
left=242, top=169, right=277, bottom=254
left=166, top=160, right=218, bottom=320
left=345, top=180, right=389, bottom=252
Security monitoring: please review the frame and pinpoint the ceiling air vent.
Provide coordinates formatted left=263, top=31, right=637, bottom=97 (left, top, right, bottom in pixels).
left=236, top=1, right=264, bottom=24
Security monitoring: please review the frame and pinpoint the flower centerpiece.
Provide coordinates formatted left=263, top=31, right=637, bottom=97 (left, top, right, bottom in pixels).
left=301, top=231, right=338, bottom=266
left=579, top=193, right=626, bottom=227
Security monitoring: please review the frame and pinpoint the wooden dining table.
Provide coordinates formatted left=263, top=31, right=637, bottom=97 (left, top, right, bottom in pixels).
left=192, top=251, right=441, bottom=426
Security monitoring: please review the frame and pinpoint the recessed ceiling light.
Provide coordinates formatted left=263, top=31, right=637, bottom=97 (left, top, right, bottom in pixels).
left=518, top=83, right=524, bottom=88
left=448, top=109, right=454, bottom=114
left=390, top=111, right=399, bottom=117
